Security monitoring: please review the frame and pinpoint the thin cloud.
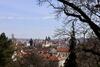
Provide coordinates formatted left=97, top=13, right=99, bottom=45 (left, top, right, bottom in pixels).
left=42, top=15, right=55, bottom=20
left=0, top=15, right=55, bottom=20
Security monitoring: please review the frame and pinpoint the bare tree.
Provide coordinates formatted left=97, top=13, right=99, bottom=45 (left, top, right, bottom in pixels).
left=36, top=0, right=100, bottom=67
left=37, top=0, right=100, bottom=40
left=64, top=20, right=77, bottom=67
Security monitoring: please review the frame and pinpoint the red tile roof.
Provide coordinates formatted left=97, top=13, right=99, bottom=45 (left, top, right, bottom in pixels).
left=57, top=47, right=69, bottom=52
left=48, top=55, right=59, bottom=62
left=39, top=52, right=59, bottom=62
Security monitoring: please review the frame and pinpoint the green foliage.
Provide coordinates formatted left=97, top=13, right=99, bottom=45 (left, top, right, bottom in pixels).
left=0, top=33, right=14, bottom=67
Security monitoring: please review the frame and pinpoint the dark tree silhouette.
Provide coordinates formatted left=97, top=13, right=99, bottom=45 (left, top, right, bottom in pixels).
left=58, top=0, right=100, bottom=40
left=0, top=33, right=14, bottom=67
left=37, top=0, right=100, bottom=40
left=37, top=0, right=100, bottom=67
left=64, top=22, right=77, bottom=67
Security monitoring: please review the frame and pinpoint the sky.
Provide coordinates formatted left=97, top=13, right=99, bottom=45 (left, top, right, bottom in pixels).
left=0, top=0, right=62, bottom=39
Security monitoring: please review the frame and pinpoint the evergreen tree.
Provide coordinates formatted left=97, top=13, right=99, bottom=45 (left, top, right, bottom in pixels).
left=0, top=33, right=14, bottom=67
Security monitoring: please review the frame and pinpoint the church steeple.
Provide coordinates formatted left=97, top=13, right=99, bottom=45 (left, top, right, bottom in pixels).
left=11, top=34, right=16, bottom=42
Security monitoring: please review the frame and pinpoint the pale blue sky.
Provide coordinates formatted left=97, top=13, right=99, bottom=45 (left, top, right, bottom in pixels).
left=0, top=0, right=62, bottom=39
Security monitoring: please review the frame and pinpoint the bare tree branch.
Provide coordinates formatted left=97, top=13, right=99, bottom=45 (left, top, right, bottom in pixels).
left=63, top=9, right=87, bottom=22
left=47, top=0, right=63, bottom=9
left=58, top=0, right=100, bottom=40
left=58, top=0, right=93, bottom=21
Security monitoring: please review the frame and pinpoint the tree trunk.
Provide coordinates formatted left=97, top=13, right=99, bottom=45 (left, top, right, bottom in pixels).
left=64, top=22, right=77, bottom=67
left=87, top=20, right=100, bottom=40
